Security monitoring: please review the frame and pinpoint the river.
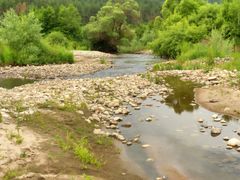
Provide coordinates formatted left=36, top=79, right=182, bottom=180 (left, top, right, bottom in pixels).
left=82, top=54, right=240, bottom=180
left=1, top=54, right=240, bottom=180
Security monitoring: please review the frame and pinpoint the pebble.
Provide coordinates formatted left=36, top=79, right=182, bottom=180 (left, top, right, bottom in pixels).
left=226, top=146, right=233, bottom=150
left=146, top=117, right=153, bottom=122
left=142, top=144, right=150, bottom=148
left=211, top=127, right=222, bottom=136
left=146, top=158, right=154, bottom=162
left=227, top=138, right=240, bottom=147
left=223, top=137, right=229, bottom=141
left=197, top=118, right=204, bottom=123
left=127, top=142, right=133, bottom=146
left=121, top=123, right=132, bottom=128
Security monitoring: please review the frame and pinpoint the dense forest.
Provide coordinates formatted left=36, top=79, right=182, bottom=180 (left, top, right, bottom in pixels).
left=0, top=0, right=239, bottom=70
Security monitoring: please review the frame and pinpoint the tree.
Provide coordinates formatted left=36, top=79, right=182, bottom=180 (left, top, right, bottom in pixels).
left=37, top=6, right=58, bottom=33
left=58, top=4, right=82, bottom=39
left=222, top=0, right=240, bottom=46
left=0, top=9, right=42, bottom=64
left=84, top=0, right=139, bottom=52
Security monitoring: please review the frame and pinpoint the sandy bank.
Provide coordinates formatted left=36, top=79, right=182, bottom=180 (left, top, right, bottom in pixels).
left=195, top=87, right=240, bottom=117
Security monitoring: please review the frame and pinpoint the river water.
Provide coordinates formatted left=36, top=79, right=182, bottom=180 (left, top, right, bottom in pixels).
left=85, top=54, right=240, bottom=180
left=1, top=54, right=240, bottom=179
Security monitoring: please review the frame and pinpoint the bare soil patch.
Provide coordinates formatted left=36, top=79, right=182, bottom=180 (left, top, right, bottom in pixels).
left=195, top=87, right=240, bottom=117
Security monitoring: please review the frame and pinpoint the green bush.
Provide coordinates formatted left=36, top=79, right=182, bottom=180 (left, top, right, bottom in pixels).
left=177, top=42, right=208, bottom=61
left=0, top=43, right=13, bottom=65
left=39, top=41, right=74, bottom=65
left=45, top=31, right=70, bottom=48
left=0, top=10, right=74, bottom=66
left=151, top=20, right=206, bottom=59
left=207, top=30, right=233, bottom=59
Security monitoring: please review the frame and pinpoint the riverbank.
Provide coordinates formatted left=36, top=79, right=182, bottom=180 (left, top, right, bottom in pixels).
left=0, top=51, right=113, bottom=80
left=0, top=73, right=169, bottom=179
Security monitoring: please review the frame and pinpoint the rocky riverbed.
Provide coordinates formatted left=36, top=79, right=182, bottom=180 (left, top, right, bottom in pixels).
left=1, top=54, right=240, bottom=179
left=0, top=51, right=113, bottom=79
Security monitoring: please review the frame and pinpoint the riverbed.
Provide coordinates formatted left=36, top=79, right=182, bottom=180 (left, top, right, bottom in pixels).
left=1, top=54, right=240, bottom=180
left=81, top=54, right=240, bottom=180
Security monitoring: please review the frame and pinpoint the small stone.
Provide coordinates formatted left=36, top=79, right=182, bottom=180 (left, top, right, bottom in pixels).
left=212, top=114, right=218, bottom=119
left=197, top=118, right=204, bottom=123
left=223, top=137, right=229, bottom=141
left=214, top=118, right=221, bottom=122
left=227, top=138, right=240, bottom=147
left=127, top=142, right=132, bottom=146
left=121, top=172, right=126, bottom=176
left=121, top=123, right=132, bottom=128
left=200, top=128, right=205, bottom=133
left=142, top=144, right=150, bottom=148
left=133, top=137, right=140, bottom=143
left=146, top=117, right=152, bottom=122
left=226, top=146, right=233, bottom=150
left=134, top=107, right=140, bottom=110
left=237, top=148, right=240, bottom=152
left=208, top=76, right=217, bottom=81
left=224, top=107, right=231, bottom=113
left=146, top=158, right=154, bottom=162
left=113, top=117, right=122, bottom=122
left=211, top=127, right=221, bottom=136
left=220, top=120, right=227, bottom=124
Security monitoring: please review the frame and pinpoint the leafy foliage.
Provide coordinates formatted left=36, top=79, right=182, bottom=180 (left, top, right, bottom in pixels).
left=84, top=0, right=140, bottom=52
left=0, top=10, right=73, bottom=65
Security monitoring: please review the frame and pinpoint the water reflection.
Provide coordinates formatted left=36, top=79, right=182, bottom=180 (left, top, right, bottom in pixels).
left=164, top=76, right=201, bottom=114
left=0, top=78, right=34, bottom=89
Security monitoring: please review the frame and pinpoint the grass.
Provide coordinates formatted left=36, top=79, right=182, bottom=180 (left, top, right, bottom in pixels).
left=39, top=100, right=89, bottom=113
left=95, top=135, right=113, bottom=146
left=3, top=170, right=21, bottom=180
left=7, top=131, right=24, bottom=145
left=0, top=112, right=2, bottom=123
left=100, top=57, right=107, bottom=64
left=18, top=108, right=114, bottom=170
left=73, top=138, right=101, bottom=167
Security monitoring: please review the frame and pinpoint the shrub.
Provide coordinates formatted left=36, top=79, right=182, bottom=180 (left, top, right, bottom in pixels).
left=177, top=42, right=208, bottom=61
left=45, top=31, right=70, bottom=48
left=151, top=20, right=206, bottom=59
left=0, top=10, right=74, bottom=65
left=0, top=43, right=13, bottom=65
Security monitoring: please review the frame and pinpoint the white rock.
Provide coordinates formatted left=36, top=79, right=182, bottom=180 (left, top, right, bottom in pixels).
left=227, top=138, right=240, bottom=147
left=142, top=144, right=150, bottom=148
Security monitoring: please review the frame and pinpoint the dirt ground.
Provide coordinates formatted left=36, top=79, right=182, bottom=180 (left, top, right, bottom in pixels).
left=195, top=87, right=240, bottom=117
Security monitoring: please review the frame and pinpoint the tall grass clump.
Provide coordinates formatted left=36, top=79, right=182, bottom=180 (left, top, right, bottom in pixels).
left=177, top=42, right=208, bottom=61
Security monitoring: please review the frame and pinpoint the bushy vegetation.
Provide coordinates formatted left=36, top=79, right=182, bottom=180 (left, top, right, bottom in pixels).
left=0, top=0, right=239, bottom=67
left=0, top=10, right=73, bottom=66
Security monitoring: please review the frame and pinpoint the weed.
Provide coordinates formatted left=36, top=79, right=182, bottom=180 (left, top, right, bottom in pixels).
left=3, top=170, right=21, bottom=180
left=7, top=131, right=24, bottom=144
left=0, top=113, right=2, bottom=123
left=83, top=174, right=94, bottom=180
left=73, top=138, right=101, bottom=167
left=96, top=135, right=113, bottom=146
left=100, top=57, right=107, bottom=64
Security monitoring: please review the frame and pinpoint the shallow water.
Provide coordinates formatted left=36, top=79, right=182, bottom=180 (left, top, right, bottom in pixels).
left=88, top=54, right=240, bottom=180
left=0, top=78, right=34, bottom=89
left=81, top=54, right=158, bottom=78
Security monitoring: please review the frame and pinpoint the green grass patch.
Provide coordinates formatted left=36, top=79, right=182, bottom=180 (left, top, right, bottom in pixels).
left=3, top=170, right=22, bottom=180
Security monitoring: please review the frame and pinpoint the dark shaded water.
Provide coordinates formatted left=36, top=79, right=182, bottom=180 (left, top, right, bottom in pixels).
left=0, top=78, right=34, bottom=89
